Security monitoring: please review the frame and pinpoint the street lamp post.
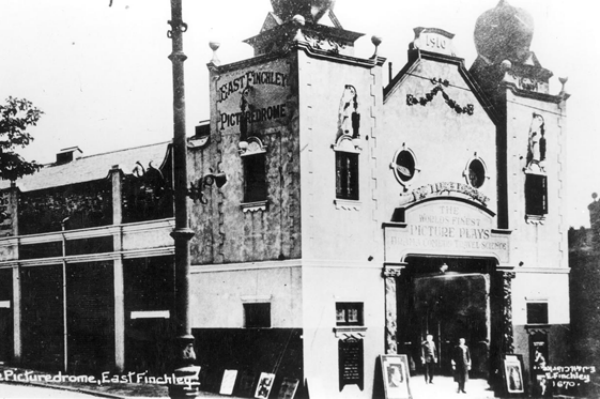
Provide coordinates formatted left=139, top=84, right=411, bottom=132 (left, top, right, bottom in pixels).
left=166, top=0, right=199, bottom=398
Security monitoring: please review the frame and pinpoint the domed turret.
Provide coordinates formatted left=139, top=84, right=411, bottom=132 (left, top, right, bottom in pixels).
left=474, top=0, right=534, bottom=64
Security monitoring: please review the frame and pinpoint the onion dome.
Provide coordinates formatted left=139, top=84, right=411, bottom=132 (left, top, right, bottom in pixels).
left=474, top=0, right=534, bottom=64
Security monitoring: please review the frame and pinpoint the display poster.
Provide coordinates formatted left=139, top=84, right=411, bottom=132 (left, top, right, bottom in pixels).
left=338, top=338, right=364, bottom=390
left=276, top=377, right=299, bottom=399
left=254, top=372, right=275, bottom=399
left=504, top=354, right=525, bottom=395
left=380, top=354, right=412, bottom=399
left=219, top=369, right=238, bottom=396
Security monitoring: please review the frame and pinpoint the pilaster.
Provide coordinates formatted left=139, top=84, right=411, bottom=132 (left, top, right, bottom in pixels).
left=111, top=166, right=125, bottom=372
left=382, top=263, right=406, bottom=354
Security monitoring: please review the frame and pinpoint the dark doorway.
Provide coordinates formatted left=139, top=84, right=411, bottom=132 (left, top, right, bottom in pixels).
left=398, top=257, right=493, bottom=379
left=67, top=261, right=114, bottom=374
left=124, top=256, right=174, bottom=374
left=21, top=265, right=64, bottom=371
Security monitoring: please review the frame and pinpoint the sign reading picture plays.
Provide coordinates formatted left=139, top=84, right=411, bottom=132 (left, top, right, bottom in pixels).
left=216, top=59, right=291, bottom=137
left=384, top=198, right=510, bottom=263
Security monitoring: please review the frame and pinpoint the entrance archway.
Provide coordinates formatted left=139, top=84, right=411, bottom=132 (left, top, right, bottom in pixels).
left=397, top=257, right=495, bottom=380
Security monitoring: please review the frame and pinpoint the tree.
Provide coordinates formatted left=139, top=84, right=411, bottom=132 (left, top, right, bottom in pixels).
left=0, top=97, right=43, bottom=182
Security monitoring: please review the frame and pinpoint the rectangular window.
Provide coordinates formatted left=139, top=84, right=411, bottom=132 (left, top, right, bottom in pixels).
left=527, top=302, right=548, bottom=324
left=336, top=152, right=359, bottom=200
left=525, top=174, right=548, bottom=216
left=243, top=154, right=267, bottom=203
left=336, top=302, right=363, bottom=326
left=244, top=303, right=271, bottom=328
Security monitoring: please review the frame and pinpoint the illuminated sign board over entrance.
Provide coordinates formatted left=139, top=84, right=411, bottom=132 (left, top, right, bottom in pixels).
left=384, top=199, right=510, bottom=263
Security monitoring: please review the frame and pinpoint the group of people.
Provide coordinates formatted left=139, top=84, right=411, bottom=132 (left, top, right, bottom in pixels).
left=421, top=334, right=472, bottom=394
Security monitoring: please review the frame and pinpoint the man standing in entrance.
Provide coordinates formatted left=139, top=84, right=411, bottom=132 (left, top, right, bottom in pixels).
left=452, top=338, right=472, bottom=394
left=421, top=334, right=437, bottom=384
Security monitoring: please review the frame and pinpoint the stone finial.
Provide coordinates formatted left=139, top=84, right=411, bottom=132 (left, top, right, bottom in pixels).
left=293, top=15, right=306, bottom=43
left=371, top=35, right=382, bottom=59
left=559, top=76, right=569, bottom=94
left=292, top=14, right=305, bottom=26
left=209, top=41, right=220, bottom=65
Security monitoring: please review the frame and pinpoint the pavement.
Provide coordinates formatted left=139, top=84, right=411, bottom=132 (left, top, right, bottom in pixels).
left=410, top=375, right=497, bottom=399
left=0, top=371, right=498, bottom=399
left=0, top=366, right=585, bottom=399
left=0, top=365, right=239, bottom=399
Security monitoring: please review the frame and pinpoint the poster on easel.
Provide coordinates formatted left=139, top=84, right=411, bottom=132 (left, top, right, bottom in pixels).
left=219, top=369, right=238, bottom=396
left=503, top=354, right=525, bottom=396
left=380, top=354, right=412, bottom=399
left=254, top=372, right=275, bottom=399
left=276, top=377, right=299, bottom=399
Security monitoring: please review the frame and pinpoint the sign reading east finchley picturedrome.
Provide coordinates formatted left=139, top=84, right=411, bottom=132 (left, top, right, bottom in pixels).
left=384, top=199, right=510, bottom=263
left=215, top=60, right=291, bottom=132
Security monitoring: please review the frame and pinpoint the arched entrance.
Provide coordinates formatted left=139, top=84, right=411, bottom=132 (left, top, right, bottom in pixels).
left=397, top=257, right=494, bottom=380
left=383, top=197, right=515, bottom=396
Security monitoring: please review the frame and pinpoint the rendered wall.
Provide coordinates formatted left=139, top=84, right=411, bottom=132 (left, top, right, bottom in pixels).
left=382, top=57, right=498, bottom=225
left=301, top=261, right=385, bottom=399
left=190, top=55, right=301, bottom=265
left=505, top=91, right=568, bottom=271
left=190, top=262, right=302, bottom=328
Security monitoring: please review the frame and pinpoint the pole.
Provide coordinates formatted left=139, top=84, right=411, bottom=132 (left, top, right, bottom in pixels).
left=61, top=217, right=70, bottom=373
left=167, top=1, right=199, bottom=398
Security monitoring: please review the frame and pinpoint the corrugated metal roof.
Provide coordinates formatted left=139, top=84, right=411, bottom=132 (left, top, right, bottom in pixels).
left=1, top=141, right=171, bottom=192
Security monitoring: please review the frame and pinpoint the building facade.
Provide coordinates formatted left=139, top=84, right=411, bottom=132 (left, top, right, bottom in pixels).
left=0, top=0, right=570, bottom=398
left=189, top=0, right=570, bottom=398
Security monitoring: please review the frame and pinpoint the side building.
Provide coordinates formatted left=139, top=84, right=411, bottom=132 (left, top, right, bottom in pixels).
left=0, top=143, right=177, bottom=374
left=568, top=195, right=600, bottom=398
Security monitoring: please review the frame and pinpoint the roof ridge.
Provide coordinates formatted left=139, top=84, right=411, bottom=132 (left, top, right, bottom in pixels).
left=77, top=140, right=172, bottom=161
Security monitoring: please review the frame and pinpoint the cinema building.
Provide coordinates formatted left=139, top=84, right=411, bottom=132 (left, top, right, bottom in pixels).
left=0, top=0, right=570, bottom=397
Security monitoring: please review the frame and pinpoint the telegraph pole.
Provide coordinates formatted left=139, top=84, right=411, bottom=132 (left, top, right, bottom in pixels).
left=167, top=0, right=199, bottom=398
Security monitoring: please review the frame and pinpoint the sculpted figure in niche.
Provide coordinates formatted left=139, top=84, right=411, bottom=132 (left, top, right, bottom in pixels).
left=239, top=87, right=253, bottom=141
left=526, top=113, right=546, bottom=172
left=337, top=84, right=360, bottom=140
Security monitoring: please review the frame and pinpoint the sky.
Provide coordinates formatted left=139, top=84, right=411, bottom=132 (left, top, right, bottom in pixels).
left=1, top=0, right=598, bottom=228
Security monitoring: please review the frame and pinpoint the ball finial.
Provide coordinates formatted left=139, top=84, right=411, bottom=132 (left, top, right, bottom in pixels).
left=292, top=14, right=306, bottom=27
left=371, top=35, right=382, bottom=47
left=209, top=41, right=221, bottom=66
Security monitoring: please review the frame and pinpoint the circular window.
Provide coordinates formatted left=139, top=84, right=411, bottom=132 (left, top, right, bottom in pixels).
left=466, top=159, right=486, bottom=188
left=392, top=150, right=416, bottom=184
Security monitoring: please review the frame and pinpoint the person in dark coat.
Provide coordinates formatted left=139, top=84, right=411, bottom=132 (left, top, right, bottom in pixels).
left=451, top=338, right=471, bottom=394
left=420, top=334, right=437, bottom=384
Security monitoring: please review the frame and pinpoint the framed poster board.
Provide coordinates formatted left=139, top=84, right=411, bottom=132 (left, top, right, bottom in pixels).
left=254, top=372, right=275, bottom=399
left=503, top=354, right=525, bottom=395
left=219, top=369, right=238, bottom=396
left=276, top=377, right=299, bottom=399
left=338, top=338, right=364, bottom=390
left=380, top=354, right=412, bottom=399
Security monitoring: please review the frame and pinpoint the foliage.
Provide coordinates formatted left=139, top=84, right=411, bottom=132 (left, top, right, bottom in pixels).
left=0, top=97, right=43, bottom=181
